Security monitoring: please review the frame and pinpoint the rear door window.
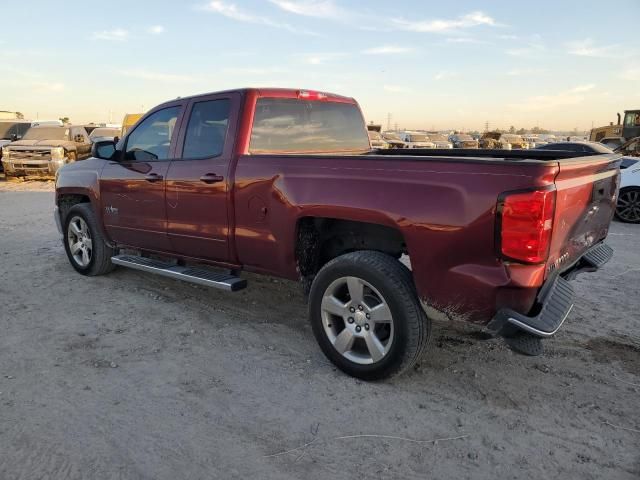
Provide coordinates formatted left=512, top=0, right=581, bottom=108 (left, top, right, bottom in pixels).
left=181, top=99, right=231, bottom=159
left=249, top=98, right=370, bottom=153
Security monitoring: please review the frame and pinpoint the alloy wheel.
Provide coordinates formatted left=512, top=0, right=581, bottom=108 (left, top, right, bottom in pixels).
left=320, top=276, right=394, bottom=365
left=67, top=216, right=93, bottom=267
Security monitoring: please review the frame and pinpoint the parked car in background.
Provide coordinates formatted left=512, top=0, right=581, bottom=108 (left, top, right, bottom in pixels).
left=539, top=134, right=558, bottom=143
left=31, top=120, right=64, bottom=127
left=535, top=141, right=614, bottom=155
left=449, top=133, right=478, bottom=149
left=89, top=127, right=120, bottom=143
left=397, top=131, right=435, bottom=148
left=55, top=87, right=618, bottom=379
left=425, top=133, right=452, bottom=149
left=0, top=120, right=32, bottom=171
left=381, top=132, right=406, bottom=149
left=500, top=134, right=529, bottom=149
left=523, top=135, right=547, bottom=148
left=2, top=125, right=91, bottom=178
left=367, top=131, right=389, bottom=149
left=480, top=131, right=511, bottom=149
left=616, top=156, right=640, bottom=223
left=600, top=137, right=625, bottom=150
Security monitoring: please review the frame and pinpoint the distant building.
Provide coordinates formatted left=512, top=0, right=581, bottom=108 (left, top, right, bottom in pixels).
left=0, top=111, right=20, bottom=120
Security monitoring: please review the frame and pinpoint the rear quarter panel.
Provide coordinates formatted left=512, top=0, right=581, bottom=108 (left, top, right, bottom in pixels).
left=232, top=154, right=558, bottom=323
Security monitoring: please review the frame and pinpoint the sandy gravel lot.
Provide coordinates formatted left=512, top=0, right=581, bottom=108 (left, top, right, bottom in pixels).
left=1, top=179, right=639, bottom=480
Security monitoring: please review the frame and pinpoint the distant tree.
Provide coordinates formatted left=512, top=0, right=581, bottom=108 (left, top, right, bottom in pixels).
left=531, top=126, right=549, bottom=134
left=509, top=125, right=516, bottom=133
left=516, top=128, right=527, bottom=135
left=15, top=112, right=24, bottom=119
left=59, top=116, right=70, bottom=124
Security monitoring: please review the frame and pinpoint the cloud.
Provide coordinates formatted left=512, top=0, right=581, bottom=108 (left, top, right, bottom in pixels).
left=392, top=11, right=499, bottom=33
left=566, top=38, right=620, bottom=58
left=434, top=71, right=457, bottom=81
left=119, top=69, right=197, bottom=83
left=296, top=52, right=346, bottom=65
left=200, top=1, right=317, bottom=35
left=383, top=85, right=410, bottom=93
left=362, top=45, right=412, bottom=55
left=507, top=67, right=546, bottom=76
left=32, top=81, right=65, bottom=93
left=620, top=66, right=640, bottom=81
left=510, top=84, right=596, bottom=112
left=92, top=28, right=129, bottom=41
left=445, top=37, right=489, bottom=45
left=569, top=84, right=595, bottom=93
left=505, top=43, right=545, bottom=57
left=268, top=0, right=342, bottom=18
left=222, top=67, right=287, bottom=75
left=147, top=25, right=165, bottom=34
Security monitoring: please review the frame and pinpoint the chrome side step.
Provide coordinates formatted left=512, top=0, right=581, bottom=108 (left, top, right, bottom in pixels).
left=111, top=254, right=247, bottom=292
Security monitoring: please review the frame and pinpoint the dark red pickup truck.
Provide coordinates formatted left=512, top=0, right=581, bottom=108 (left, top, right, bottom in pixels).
left=54, top=88, right=619, bottom=379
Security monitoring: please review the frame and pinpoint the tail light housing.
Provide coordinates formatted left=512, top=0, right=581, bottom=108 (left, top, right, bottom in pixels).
left=497, top=187, right=556, bottom=264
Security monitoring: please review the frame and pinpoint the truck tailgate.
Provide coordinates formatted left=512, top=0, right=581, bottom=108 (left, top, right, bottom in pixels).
left=547, top=154, right=620, bottom=277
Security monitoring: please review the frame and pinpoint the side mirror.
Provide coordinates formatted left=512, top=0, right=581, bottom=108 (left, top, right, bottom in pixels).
left=92, top=140, right=117, bottom=160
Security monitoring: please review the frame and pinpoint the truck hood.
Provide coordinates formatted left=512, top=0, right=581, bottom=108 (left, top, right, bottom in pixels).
left=8, top=139, right=74, bottom=148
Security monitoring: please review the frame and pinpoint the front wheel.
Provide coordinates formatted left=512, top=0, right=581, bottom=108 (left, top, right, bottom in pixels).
left=615, top=187, right=640, bottom=223
left=63, top=203, right=117, bottom=275
left=309, top=251, right=431, bottom=380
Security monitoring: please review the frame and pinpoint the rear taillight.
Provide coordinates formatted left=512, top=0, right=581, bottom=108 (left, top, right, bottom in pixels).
left=497, top=187, right=556, bottom=264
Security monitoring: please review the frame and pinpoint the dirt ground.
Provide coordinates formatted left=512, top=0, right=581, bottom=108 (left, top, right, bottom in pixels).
left=1, top=179, right=639, bottom=480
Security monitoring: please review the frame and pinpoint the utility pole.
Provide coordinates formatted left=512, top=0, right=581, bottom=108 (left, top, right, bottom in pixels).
left=484, top=121, right=489, bottom=132
left=386, top=113, right=392, bottom=131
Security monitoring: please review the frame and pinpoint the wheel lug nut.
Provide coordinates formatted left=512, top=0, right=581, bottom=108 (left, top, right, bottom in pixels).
left=366, top=313, right=370, bottom=319
left=349, top=307, right=355, bottom=313
left=355, top=326, right=361, bottom=332
left=348, top=317, right=354, bottom=323
left=358, top=305, right=364, bottom=311
left=365, top=324, right=369, bottom=330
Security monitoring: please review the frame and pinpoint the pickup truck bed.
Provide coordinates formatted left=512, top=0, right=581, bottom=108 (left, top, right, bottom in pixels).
left=54, top=88, right=619, bottom=380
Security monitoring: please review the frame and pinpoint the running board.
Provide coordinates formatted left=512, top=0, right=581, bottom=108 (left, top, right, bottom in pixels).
left=111, top=254, right=247, bottom=292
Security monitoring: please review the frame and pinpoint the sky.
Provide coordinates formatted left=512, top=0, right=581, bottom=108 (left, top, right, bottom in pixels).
left=1, top=0, right=639, bottom=131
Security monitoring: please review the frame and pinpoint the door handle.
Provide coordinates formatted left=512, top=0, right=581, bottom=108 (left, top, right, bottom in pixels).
left=144, top=173, right=163, bottom=182
left=200, top=173, right=224, bottom=184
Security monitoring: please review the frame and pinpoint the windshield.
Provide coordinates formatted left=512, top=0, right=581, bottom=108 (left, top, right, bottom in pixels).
left=427, top=134, right=448, bottom=142
left=22, top=127, right=69, bottom=141
left=624, top=112, right=640, bottom=127
left=250, top=98, right=370, bottom=153
left=408, top=134, right=429, bottom=142
left=0, top=122, right=28, bottom=140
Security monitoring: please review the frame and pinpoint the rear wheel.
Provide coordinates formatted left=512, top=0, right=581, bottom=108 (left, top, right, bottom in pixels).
left=615, top=187, right=640, bottom=223
left=309, top=251, right=430, bottom=380
left=63, top=203, right=117, bottom=276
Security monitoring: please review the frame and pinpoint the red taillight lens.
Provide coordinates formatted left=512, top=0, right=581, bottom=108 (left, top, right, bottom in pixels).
left=498, top=188, right=556, bottom=264
left=297, top=90, right=327, bottom=100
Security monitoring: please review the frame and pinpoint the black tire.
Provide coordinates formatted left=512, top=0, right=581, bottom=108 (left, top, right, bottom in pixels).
left=615, top=187, right=640, bottom=224
left=309, top=251, right=431, bottom=380
left=63, top=203, right=117, bottom=276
